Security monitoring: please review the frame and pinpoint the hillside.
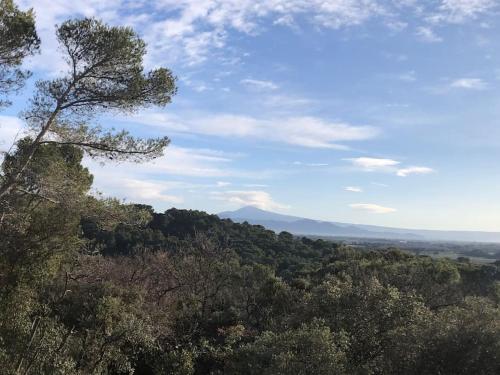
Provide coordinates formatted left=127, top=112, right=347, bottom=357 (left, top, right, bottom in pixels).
left=219, top=206, right=500, bottom=243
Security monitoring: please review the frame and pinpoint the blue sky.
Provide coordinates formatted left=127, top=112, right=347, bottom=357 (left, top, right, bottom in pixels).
left=1, top=0, right=500, bottom=231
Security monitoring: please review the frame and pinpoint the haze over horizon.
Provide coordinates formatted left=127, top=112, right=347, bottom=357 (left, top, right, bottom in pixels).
left=217, top=205, right=500, bottom=243
left=217, top=204, right=500, bottom=234
left=2, top=0, right=500, bottom=231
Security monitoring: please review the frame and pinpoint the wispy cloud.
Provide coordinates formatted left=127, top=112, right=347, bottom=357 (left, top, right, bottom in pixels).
left=371, top=182, right=389, bottom=187
left=344, top=157, right=435, bottom=177
left=25, top=0, right=385, bottom=68
left=293, top=161, right=329, bottom=167
left=241, top=78, right=278, bottom=90
left=431, top=0, right=498, bottom=23
left=345, top=186, right=363, bottom=192
left=128, top=112, right=379, bottom=149
left=450, top=78, right=488, bottom=90
left=243, top=183, right=269, bottom=188
left=109, top=178, right=184, bottom=204
left=211, top=190, right=289, bottom=211
left=344, top=157, right=400, bottom=171
left=83, top=145, right=242, bottom=205
left=349, top=203, right=396, bottom=213
left=415, top=26, right=443, bottom=42
left=82, top=144, right=281, bottom=209
left=397, top=166, right=435, bottom=177
left=398, top=70, right=417, bottom=82
left=262, top=95, right=315, bottom=110
left=22, top=0, right=496, bottom=70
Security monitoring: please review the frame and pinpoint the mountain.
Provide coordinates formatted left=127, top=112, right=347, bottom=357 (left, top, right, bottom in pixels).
left=218, top=206, right=500, bottom=243
left=218, top=205, right=301, bottom=223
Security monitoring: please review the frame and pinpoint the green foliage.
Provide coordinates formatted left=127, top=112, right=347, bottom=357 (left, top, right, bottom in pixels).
left=0, top=142, right=91, bottom=289
left=2, top=203, right=500, bottom=374
left=55, top=18, right=176, bottom=109
left=0, top=0, right=40, bottom=107
left=0, top=14, right=177, bottom=199
left=307, top=275, right=429, bottom=373
left=21, top=17, right=176, bottom=162
left=72, top=208, right=499, bottom=374
left=0, top=142, right=92, bottom=375
left=226, top=320, right=348, bottom=375
left=409, top=296, right=500, bottom=374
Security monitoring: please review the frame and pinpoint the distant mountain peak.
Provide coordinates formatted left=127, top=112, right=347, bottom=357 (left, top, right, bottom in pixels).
left=218, top=206, right=301, bottom=223
left=234, top=205, right=268, bottom=213
left=217, top=206, right=500, bottom=243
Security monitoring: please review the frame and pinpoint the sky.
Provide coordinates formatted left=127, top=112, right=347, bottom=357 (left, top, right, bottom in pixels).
left=1, top=0, right=500, bottom=231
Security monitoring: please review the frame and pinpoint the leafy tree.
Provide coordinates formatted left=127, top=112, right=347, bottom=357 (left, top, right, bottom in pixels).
left=226, top=320, right=348, bottom=375
left=414, top=297, right=500, bottom=375
left=0, top=0, right=39, bottom=107
left=0, top=17, right=177, bottom=198
left=0, top=142, right=93, bottom=374
left=0, top=141, right=93, bottom=289
left=307, top=275, right=429, bottom=374
left=0, top=12, right=177, bottom=373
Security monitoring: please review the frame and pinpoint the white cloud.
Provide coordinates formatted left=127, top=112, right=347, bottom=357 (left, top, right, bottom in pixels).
left=18, top=0, right=500, bottom=69
left=0, top=115, right=277, bottom=204
left=211, top=190, right=289, bottom=211
left=293, top=161, right=329, bottom=167
left=0, top=117, right=242, bottom=204
left=344, top=157, right=400, bottom=170
left=311, top=0, right=384, bottom=28
left=18, top=0, right=126, bottom=72
left=274, top=14, right=296, bottom=27
left=396, top=166, right=435, bottom=177
left=450, top=78, right=488, bottom=90
left=81, top=143, right=286, bottom=207
left=127, top=112, right=379, bottom=149
left=82, top=145, right=265, bottom=208
left=349, top=203, right=396, bottom=213
left=262, top=95, right=315, bottom=110
left=193, top=84, right=209, bottom=92
left=137, top=145, right=234, bottom=177
left=345, top=186, right=363, bottom=192
left=0, top=115, right=26, bottom=153
left=398, top=70, right=417, bottom=82
left=415, top=26, right=443, bottom=42
left=110, top=178, right=184, bottom=204
left=253, top=116, right=378, bottom=149
left=371, top=182, right=389, bottom=187
left=241, top=78, right=279, bottom=90
left=21, top=0, right=387, bottom=69
left=345, top=157, right=435, bottom=177
left=243, top=183, right=269, bottom=188
left=84, top=146, right=239, bottom=202
left=433, top=0, right=498, bottom=23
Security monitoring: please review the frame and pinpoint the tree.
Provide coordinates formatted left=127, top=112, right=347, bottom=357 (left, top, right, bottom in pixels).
left=414, top=297, right=500, bottom=375
left=0, top=141, right=162, bottom=374
left=0, top=17, right=177, bottom=198
left=308, top=275, right=430, bottom=373
left=0, top=0, right=40, bottom=107
left=0, top=13, right=177, bottom=373
left=0, top=142, right=94, bottom=375
left=226, top=320, right=348, bottom=375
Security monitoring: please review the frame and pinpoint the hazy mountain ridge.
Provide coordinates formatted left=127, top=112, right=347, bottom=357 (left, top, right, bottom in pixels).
left=218, top=206, right=500, bottom=243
